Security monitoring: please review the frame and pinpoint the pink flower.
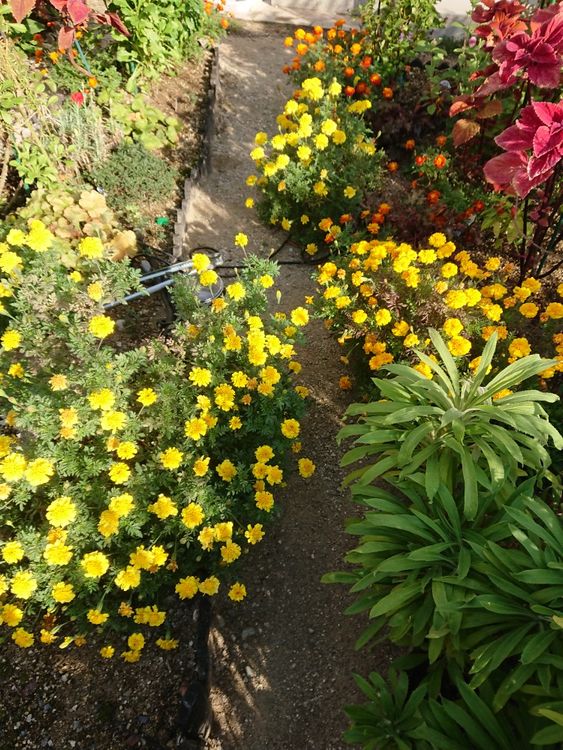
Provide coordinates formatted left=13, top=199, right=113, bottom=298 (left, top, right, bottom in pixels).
left=493, top=12, right=563, bottom=88
left=484, top=101, right=563, bottom=197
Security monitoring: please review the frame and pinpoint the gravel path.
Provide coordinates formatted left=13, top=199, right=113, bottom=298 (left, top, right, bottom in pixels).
left=184, top=23, right=394, bottom=750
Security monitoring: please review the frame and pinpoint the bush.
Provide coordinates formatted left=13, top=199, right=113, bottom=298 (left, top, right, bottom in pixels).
left=0, top=207, right=311, bottom=659
left=88, top=142, right=178, bottom=223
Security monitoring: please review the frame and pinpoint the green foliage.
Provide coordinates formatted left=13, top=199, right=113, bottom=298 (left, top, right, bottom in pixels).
left=98, top=88, right=181, bottom=150
left=88, top=142, right=178, bottom=224
left=339, top=330, right=562, bottom=520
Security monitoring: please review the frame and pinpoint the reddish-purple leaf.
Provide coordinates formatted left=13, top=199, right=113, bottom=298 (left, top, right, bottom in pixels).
left=476, top=100, right=503, bottom=119
left=483, top=151, right=527, bottom=189
left=67, top=0, right=90, bottom=24
left=496, top=123, right=533, bottom=152
left=58, top=25, right=75, bottom=49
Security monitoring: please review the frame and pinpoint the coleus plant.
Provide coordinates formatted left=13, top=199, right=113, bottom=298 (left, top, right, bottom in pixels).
left=449, top=0, right=562, bottom=280
left=8, top=0, right=128, bottom=49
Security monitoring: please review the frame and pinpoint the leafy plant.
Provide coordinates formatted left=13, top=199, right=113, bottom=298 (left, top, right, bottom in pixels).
left=88, top=142, right=177, bottom=224
left=339, top=329, right=562, bottom=519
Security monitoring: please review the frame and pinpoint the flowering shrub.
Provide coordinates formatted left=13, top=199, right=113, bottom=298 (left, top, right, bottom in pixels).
left=247, top=75, right=383, bottom=256
left=313, top=230, right=563, bottom=384
left=0, top=208, right=312, bottom=658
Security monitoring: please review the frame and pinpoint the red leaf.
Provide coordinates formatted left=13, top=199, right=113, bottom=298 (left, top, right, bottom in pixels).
left=9, top=0, right=36, bottom=22
left=449, top=98, right=474, bottom=117
left=58, top=25, right=75, bottom=49
left=67, top=0, right=90, bottom=24
left=49, top=0, right=67, bottom=10
left=452, top=119, right=481, bottom=148
left=476, top=100, right=503, bottom=119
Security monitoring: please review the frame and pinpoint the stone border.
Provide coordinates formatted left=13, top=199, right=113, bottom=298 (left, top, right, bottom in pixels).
left=172, top=45, right=221, bottom=261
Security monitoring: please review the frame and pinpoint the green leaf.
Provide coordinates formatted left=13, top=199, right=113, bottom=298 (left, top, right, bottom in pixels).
left=369, top=583, right=422, bottom=619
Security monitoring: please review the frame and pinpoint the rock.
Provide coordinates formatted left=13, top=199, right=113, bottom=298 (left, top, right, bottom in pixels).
left=245, top=666, right=255, bottom=678
left=242, top=627, right=256, bottom=640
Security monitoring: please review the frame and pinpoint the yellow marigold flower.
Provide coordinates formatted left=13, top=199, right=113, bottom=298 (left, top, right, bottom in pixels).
left=428, top=233, right=447, bottom=248
left=493, top=388, right=513, bottom=400
left=191, top=253, right=210, bottom=272
left=485, top=257, right=501, bottom=271
left=259, top=274, right=274, bottom=288
left=137, top=387, right=158, bottom=406
left=52, top=582, right=75, bottom=603
left=447, top=336, right=472, bottom=357
left=100, top=410, right=127, bottom=432
left=6, top=228, right=25, bottom=246
left=79, top=236, right=104, bottom=259
left=89, top=315, right=115, bottom=339
left=2, top=540, right=24, bottom=564
left=46, top=496, right=76, bottom=527
left=192, top=456, right=210, bottom=477
left=109, top=461, right=130, bottom=484
left=352, top=309, right=368, bottom=325
left=100, top=646, right=115, bottom=658
left=214, top=522, right=233, bottom=542
left=81, top=551, right=109, bottom=578
left=115, top=442, right=137, bottom=461
left=298, top=458, right=316, bottom=478
left=508, top=337, right=531, bottom=360
left=12, top=628, right=34, bottom=648
left=25, top=458, right=54, bottom=487
left=176, top=576, right=200, bottom=599
left=87, top=609, right=109, bottom=625
left=185, top=417, right=208, bottom=441
left=128, top=632, right=145, bottom=651
left=86, top=281, right=103, bottom=302
left=11, top=570, right=37, bottom=599
left=182, top=502, right=205, bottom=529
left=245, top=523, right=265, bottom=545
left=0, top=251, right=23, bottom=274
left=545, top=302, right=563, bottom=319
left=43, top=540, right=73, bottom=565
left=189, top=367, right=212, bottom=387
left=40, top=628, right=57, bottom=644
left=159, top=447, right=183, bottom=470
left=109, top=493, right=134, bottom=517
left=375, top=309, right=392, bottom=326
left=445, top=290, right=467, bottom=309
left=413, top=362, right=433, bottom=379
left=256, top=490, right=274, bottom=511
left=98, top=509, right=119, bottom=537
left=290, top=307, right=309, bottom=326
left=522, top=277, right=541, bottom=293
left=221, top=541, right=241, bottom=563
left=121, top=649, right=141, bottom=663
left=2, top=603, right=23, bottom=626
left=281, top=419, right=300, bottom=439
left=333, top=130, right=346, bottom=144
left=216, top=459, right=237, bottom=482
left=266, top=465, right=283, bottom=485
left=227, top=281, right=246, bottom=301
left=115, top=566, right=141, bottom=591
left=519, top=302, right=539, bottom=318
left=229, top=416, right=243, bottom=429
left=215, top=383, right=236, bottom=411
left=234, top=233, right=248, bottom=248
left=1, top=329, right=21, bottom=351
left=199, top=576, right=220, bottom=596
left=200, top=269, right=218, bottom=287
left=88, top=388, right=115, bottom=411
left=404, top=333, right=420, bottom=347
left=313, top=181, right=328, bottom=197
left=228, top=582, right=247, bottom=602
left=465, top=288, right=482, bottom=306
left=49, top=374, right=68, bottom=391
left=443, top=318, right=463, bottom=337
left=441, top=262, right=458, bottom=278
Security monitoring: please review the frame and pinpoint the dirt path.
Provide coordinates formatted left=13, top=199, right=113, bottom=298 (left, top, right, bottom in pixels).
left=184, top=23, right=394, bottom=750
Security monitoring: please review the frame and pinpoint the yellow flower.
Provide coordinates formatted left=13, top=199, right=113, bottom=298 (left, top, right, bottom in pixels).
left=87, top=609, right=109, bottom=625
left=199, top=576, right=220, bottom=596
left=79, top=236, right=104, bottom=258
left=81, top=551, right=109, bottom=578
left=508, top=337, right=531, bottom=360
left=100, top=410, right=127, bottom=432
left=227, top=281, right=246, bottom=301
left=216, top=459, right=237, bottom=482
left=375, top=309, right=392, bottom=326
left=98, top=509, right=119, bottom=537
left=392, top=320, right=410, bottom=337
left=87, top=282, right=103, bottom=302
left=445, top=290, right=467, bottom=309
left=228, top=582, right=247, bottom=602
left=49, top=374, right=68, bottom=391
left=11, top=570, right=37, bottom=599
left=157, top=445, right=184, bottom=471
left=46, top=496, right=76, bottom=527
left=115, top=566, right=141, bottom=590
left=176, top=576, right=200, bottom=599
left=109, top=493, right=134, bottom=517
left=109, top=461, right=131, bottom=484
left=185, top=417, right=208, bottom=441
left=221, top=541, right=241, bottom=563
left=0, top=251, right=23, bottom=274
left=215, top=383, right=236, bottom=411
left=290, top=307, right=309, bottom=326
left=182, top=502, right=205, bottom=529
left=6, top=228, right=26, bottom=246
left=189, top=366, right=212, bottom=387
left=428, top=233, right=447, bottom=248
left=214, top=522, right=233, bottom=542
left=404, top=333, right=420, bottom=348
left=418, top=249, right=437, bottom=264
left=545, top=302, right=563, bottom=319
left=259, top=274, right=274, bottom=288
left=193, top=456, right=210, bottom=477
left=333, top=130, right=346, bottom=144
left=281, top=419, right=300, bottom=439
left=441, top=263, right=458, bottom=278
left=25, top=458, right=54, bottom=487
left=245, top=524, right=265, bottom=545
left=100, top=646, right=115, bottom=658
left=147, top=492, right=178, bottom=521
left=89, top=315, right=115, bottom=339
left=443, top=318, right=463, bottom=337
left=447, top=336, right=472, bottom=357
left=52, top=582, right=75, bottom=603
left=88, top=388, right=115, bottom=411
left=0, top=452, right=25, bottom=482
left=256, top=490, right=274, bottom=511
left=12, top=628, right=34, bottom=648
left=298, top=458, right=316, bottom=478
left=2, top=540, right=24, bottom=564
left=313, top=181, right=328, bottom=197
left=43, top=540, right=73, bottom=565
left=137, top=387, right=158, bottom=406
left=128, top=632, right=145, bottom=651
left=485, top=257, right=501, bottom=271
left=116, top=442, right=137, bottom=460
left=1, top=329, right=21, bottom=351
left=234, top=233, right=248, bottom=248
left=2, top=603, right=23, bottom=626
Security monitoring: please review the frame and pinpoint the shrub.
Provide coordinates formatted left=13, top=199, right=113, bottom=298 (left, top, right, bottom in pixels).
left=0, top=207, right=311, bottom=658
left=88, top=142, right=178, bottom=223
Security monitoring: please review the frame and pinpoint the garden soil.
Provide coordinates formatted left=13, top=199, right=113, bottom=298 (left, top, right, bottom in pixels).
left=184, top=22, right=395, bottom=750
